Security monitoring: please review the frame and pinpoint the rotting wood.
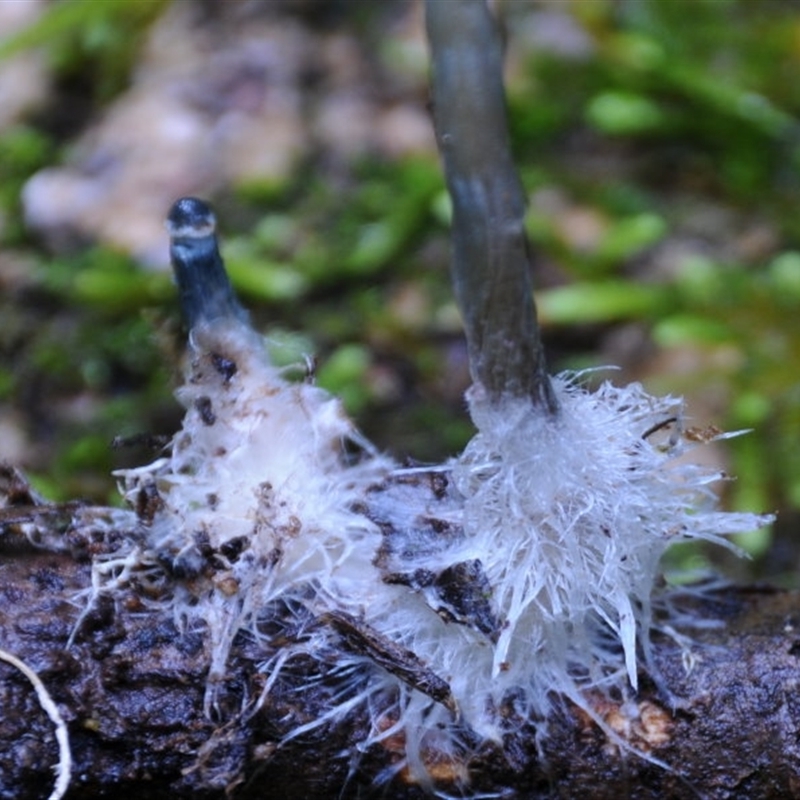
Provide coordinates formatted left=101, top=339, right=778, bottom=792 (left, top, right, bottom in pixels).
left=1, top=511, right=799, bottom=799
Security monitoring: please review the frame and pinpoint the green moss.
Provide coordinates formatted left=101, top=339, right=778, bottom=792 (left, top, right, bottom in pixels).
left=586, top=91, right=670, bottom=136
left=0, top=0, right=166, bottom=105
left=537, top=281, right=672, bottom=325
left=316, top=344, right=371, bottom=415
left=0, top=368, right=14, bottom=400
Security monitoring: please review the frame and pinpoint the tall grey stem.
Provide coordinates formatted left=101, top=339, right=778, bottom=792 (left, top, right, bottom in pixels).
left=425, top=0, right=558, bottom=415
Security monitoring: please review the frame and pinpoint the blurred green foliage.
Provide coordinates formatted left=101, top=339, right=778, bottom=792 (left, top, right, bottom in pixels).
left=0, top=0, right=165, bottom=104
left=1, top=0, right=800, bottom=577
left=505, top=0, right=800, bottom=576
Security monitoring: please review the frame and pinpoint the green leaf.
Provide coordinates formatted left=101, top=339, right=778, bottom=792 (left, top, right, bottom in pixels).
left=595, top=212, right=668, bottom=264
left=225, top=254, right=308, bottom=303
left=537, top=281, right=670, bottom=324
left=72, top=267, right=170, bottom=312
left=0, top=0, right=165, bottom=61
left=316, top=344, right=371, bottom=414
left=586, top=91, right=668, bottom=135
left=652, top=314, right=733, bottom=347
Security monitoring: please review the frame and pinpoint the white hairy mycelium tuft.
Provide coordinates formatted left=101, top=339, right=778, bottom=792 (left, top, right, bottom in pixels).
left=90, top=198, right=772, bottom=793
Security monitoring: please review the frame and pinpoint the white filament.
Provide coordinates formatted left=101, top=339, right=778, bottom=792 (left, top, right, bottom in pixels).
left=106, top=320, right=772, bottom=789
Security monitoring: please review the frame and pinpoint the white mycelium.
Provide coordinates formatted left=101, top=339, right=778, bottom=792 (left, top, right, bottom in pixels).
left=115, top=318, right=392, bottom=711
left=92, top=192, right=773, bottom=795
left=105, top=302, right=772, bottom=789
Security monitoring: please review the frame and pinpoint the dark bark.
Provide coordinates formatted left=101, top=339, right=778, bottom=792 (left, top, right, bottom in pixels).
left=1, top=518, right=799, bottom=799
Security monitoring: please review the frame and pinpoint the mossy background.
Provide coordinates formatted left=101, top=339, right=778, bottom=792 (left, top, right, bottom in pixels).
left=0, top=0, right=798, bottom=581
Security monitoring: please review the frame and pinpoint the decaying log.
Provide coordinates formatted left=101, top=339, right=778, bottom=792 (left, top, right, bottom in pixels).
left=1, top=507, right=799, bottom=799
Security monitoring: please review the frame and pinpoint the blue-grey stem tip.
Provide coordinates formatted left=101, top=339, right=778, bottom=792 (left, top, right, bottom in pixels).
left=166, top=197, right=247, bottom=330
left=166, top=197, right=217, bottom=239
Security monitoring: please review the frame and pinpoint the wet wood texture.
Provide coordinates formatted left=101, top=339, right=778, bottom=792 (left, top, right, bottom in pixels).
left=1, top=533, right=799, bottom=799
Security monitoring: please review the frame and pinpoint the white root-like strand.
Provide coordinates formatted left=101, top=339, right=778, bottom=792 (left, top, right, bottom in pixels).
left=0, top=647, right=71, bottom=800
left=95, top=315, right=773, bottom=793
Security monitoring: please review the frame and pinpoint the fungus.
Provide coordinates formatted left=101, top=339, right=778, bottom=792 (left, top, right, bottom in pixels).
left=83, top=5, right=773, bottom=791
left=85, top=195, right=771, bottom=794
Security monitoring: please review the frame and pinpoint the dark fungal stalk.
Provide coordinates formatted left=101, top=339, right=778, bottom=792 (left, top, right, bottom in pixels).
left=166, top=197, right=248, bottom=330
left=425, top=0, right=558, bottom=415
